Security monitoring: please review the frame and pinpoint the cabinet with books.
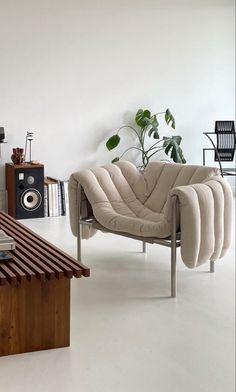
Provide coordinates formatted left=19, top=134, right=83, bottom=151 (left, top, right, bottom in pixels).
left=44, top=177, right=69, bottom=217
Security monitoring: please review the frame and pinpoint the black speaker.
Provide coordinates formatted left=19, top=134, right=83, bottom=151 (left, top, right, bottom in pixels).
left=0, top=127, right=5, bottom=143
left=6, top=163, right=44, bottom=219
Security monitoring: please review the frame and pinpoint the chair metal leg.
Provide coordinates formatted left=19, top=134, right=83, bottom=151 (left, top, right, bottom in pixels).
left=77, top=228, right=81, bottom=261
left=171, top=196, right=177, bottom=298
left=142, top=241, right=146, bottom=254
left=210, top=260, right=215, bottom=273
left=171, top=242, right=177, bottom=298
left=77, top=184, right=82, bottom=261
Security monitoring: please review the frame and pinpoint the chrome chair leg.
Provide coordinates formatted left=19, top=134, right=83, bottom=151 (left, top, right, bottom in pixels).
left=142, top=241, right=146, bottom=254
left=210, top=260, right=215, bottom=273
left=171, top=244, right=177, bottom=298
left=171, top=196, right=177, bottom=298
left=77, top=184, right=82, bottom=261
left=77, top=229, right=81, bottom=261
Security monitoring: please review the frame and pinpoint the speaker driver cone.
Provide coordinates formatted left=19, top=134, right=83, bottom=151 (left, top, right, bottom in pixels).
left=21, top=189, right=42, bottom=211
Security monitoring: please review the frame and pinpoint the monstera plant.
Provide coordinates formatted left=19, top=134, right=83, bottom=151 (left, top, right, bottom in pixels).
left=106, top=108, right=186, bottom=168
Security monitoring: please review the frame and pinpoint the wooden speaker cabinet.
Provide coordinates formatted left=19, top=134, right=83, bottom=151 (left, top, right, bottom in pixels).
left=5, top=163, right=44, bottom=219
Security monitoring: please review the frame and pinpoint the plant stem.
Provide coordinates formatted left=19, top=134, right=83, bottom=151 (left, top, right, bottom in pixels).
left=117, top=125, right=142, bottom=144
left=146, top=138, right=164, bottom=153
left=116, top=125, right=149, bottom=167
left=147, top=148, right=165, bottom=160
left=151, top=111, right=166, bottom=118
left=119, top=146, right=144, bottom=160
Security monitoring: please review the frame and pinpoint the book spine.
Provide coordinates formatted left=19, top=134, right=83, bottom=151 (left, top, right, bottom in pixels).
left=58, top=182, right=62, bottom=216
left=60, top=182, right=66, bottom=216
left=52, top=183, right=59, bottom=217
left=48, top=184, right=54, bottom=217
left=44, top=184, right=48, bottom=217
left=64, top=181, right=69, bottom=215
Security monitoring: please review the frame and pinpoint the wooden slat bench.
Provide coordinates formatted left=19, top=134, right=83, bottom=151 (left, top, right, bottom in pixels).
left=0, top=211, right=90, bottom=356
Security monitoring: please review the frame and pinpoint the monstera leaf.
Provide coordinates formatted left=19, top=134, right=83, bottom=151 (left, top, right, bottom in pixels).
left=112, top=156, right=120, bottom=163
left=147, top=115, right=159, bottom=138
left=135, top=109, right=151, bottom=128
left=106, top=134, right=120, bottom=150
left=165, top=109, right=175, bottom=129
left=163, top=136, right=186, bottom=163
left=136, top=109, right=159, bottom=139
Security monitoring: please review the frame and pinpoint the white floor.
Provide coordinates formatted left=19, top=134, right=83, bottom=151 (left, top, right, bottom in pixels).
left=0, top=216, right=235, bottom=392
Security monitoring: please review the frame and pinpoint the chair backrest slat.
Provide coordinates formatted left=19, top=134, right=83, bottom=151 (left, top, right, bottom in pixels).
left=214, top=121, right=236, bottom=161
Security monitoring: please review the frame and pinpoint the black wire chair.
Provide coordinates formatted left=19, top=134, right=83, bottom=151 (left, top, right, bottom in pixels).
left=203, top=121, right=236, bottom=177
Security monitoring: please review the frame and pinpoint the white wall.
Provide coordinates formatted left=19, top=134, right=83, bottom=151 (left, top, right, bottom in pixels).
left=0, top=0, right=235, bottom=188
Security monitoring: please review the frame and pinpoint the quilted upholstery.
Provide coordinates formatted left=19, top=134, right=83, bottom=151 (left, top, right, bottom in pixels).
left=69, top=161, right=233, bottom=268
left=170, top=176, right=233, bottom=267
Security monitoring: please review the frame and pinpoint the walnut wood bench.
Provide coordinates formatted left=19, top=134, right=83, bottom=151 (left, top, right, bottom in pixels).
left=0, top=211, right=90, bottom=356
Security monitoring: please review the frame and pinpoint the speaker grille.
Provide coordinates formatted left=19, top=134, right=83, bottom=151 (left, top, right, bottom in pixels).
left=20, top=189, right=42, bottom=211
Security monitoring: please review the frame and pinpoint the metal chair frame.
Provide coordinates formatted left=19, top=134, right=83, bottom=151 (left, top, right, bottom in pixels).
left=203, top=121, right=236, bottom=177
left=76, top=184, right=214, bottom=298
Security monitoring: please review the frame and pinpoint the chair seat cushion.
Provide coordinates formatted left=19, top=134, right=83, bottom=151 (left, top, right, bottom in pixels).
left=92, top=201, right=170, bottom=238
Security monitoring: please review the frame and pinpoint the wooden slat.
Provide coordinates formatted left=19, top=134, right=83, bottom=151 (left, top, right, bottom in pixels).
left=11, top=250, right=45, bottom=280
left=15, top=216, right=87, bottom=276
left=6, top=262, right=27, bottom=283
left=0, top=221, right=63, bottom=279
left=9, top=254, right=35, bottom=282
left=10, top=220, right=81, bottom=275
left=0, top=211, right=89, bottom=277
left=13, top=243, right=55, bottom=280
left=0, top=271, right=7, bottom=286
left=0, top=221, right=56, bottom=279
left=0, top=264, right=17, bottom=284
left=0, top=211, right=90, bottom=283
left=0, top=226, right=54, bottom=280
left=0, top=219, right=74, bottom=279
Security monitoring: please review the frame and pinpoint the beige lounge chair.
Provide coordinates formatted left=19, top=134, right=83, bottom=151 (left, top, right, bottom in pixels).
left=69, top=161, right=233, bottom=297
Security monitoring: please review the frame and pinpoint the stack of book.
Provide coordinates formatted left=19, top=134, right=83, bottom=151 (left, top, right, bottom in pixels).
left=44, top=177, right=69, bottom=217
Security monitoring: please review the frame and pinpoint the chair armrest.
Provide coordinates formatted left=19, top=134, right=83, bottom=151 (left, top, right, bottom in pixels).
left=169, top=176, right=233, bottom=268
left=68, top=172, right=96, bottom=239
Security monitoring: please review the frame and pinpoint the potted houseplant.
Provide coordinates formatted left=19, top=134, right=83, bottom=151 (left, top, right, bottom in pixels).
left=106, top=108, right=186, bottom=168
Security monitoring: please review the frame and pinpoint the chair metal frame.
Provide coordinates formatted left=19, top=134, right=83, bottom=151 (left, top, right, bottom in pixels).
left=76, top=184, right=214, bottom=298
left=203, top=121, right=236, bottom=177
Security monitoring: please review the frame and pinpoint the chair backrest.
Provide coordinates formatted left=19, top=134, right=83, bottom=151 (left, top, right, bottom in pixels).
left=215, top=121, right=236, bottom=161
left=140, top=162, right=219, bottom=213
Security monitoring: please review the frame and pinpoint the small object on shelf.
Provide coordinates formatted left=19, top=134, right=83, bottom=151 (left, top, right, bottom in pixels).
left=11, top=147, right=25, bottom=164
left=24, top=131, right=34, bottom=163
left=31, top=160, right=41, bottom=165
left=0, top=229, right=15, bottom=262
